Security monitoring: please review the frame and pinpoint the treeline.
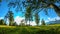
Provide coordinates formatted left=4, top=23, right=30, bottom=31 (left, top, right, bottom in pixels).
left=0, top=11, right=46, bottom=26
left=1, top=0, right=60, bottom=26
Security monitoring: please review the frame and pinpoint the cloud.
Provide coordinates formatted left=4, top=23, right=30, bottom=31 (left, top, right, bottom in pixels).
left=26, top=21, right=37, bottom=26
left=0, top=17, right=4, bottom=20
left=55, top=17, right=60, bottom=20
left=14, top=16, right=39, bottom=26
left=45, top=16, right=60, bottom=22
left=48, top=17, right=55, bottom=21
left=14, top=16, right=25, bottom=25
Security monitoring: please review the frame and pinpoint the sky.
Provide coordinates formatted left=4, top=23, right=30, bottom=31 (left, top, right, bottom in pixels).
left=0, top=0, right=60, bottom=26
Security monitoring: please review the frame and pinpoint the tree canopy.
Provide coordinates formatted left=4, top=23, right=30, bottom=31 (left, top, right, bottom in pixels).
left=7, top=0, right=60, bottom=26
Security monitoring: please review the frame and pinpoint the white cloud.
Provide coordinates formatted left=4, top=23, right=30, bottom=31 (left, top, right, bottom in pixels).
left=45, top=16, right=60, bottom=22
left=30, top=21, right=36, bottom=26
left=14, top=16, right=40, bottom=26
left=26, top=21, right=37, bottom=26
left=45, top=20, right=49, bottom=22
left=55, top=17, right=60, bottom=20
left=14, top=16, right=25, bottom=25
left=0, top=17, right=4, bottom=20
left=48, top=17, right=55, bottom=21
left=48, top=18, right=50, bottom=20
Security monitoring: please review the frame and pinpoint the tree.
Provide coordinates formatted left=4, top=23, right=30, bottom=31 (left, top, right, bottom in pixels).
left=25, top=6, right=33, bottom=26
left=41, top=19, right=45, bottom=25
left=8, top=11, right=14, bottom=26
left=35, top=12, right=40, bottom=26
left=22, top=0, right=60, bottom=16
left=49, top=3, right=60, bottom=16
left=7, top=0, right=60, bottom=16
left=0, top=19, right=6, bottom=25
left=5, top=11, right=14, bottom=26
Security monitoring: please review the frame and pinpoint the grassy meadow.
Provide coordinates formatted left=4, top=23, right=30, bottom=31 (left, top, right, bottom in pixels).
left=0, top=25, right=60, bottom=34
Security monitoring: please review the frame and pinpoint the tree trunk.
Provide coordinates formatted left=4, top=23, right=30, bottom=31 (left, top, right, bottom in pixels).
left=29, top=19, right=30, bottom=26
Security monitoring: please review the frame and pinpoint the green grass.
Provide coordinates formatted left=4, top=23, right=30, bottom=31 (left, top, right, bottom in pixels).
left=0, top=25, right=16, bottom=28
left=0, top=25, right=60, bottom=34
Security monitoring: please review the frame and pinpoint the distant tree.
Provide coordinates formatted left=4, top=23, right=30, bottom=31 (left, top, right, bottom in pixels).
left=41, top=19, right=45, bottom=25
left=5, top=11, right=14, bottom=26
left=35, top=13, right=40, bottom=26
left=0, top=19, right=6, bottom=25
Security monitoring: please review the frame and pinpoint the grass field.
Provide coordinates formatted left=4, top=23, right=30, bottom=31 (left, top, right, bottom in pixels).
left=0, top=25, right=16, bottom=28
left=0, top=25, right=60, bottom=34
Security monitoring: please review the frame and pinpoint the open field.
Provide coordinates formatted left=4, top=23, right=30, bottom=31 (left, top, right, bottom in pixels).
left=0, top=25, right=16, bottom=28
left=0, top=25, right=60, bottom=34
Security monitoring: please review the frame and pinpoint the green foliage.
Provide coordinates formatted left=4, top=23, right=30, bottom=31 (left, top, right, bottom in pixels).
left=35, top=13, right=40, bottom=26
left=0, top=19, right=6, bottom=25
left=8, top=11, right=14, bottom=26
left=22, top=0, right=60, bottom=16
left=7, top=0, right=60, bottom=17
left=0, top=19, right=4, bottom=25
left=5, top=11, right=14, bottom=26
left=25, top=6, right=33, bottom=25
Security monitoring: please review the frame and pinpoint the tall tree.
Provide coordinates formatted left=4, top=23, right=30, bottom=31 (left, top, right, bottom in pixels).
left=35, top=12, right=40, bottom=26
left=5, top=11, right=14, bottom=26
left=8, top=11, right=14, bottom=26
left=0, top=19, right=5, bottom=25
left=25, top=6, right=33, bottom=26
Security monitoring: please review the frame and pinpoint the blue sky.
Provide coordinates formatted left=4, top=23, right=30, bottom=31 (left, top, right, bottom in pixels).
left=0, top=0, right=60, bottom=25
